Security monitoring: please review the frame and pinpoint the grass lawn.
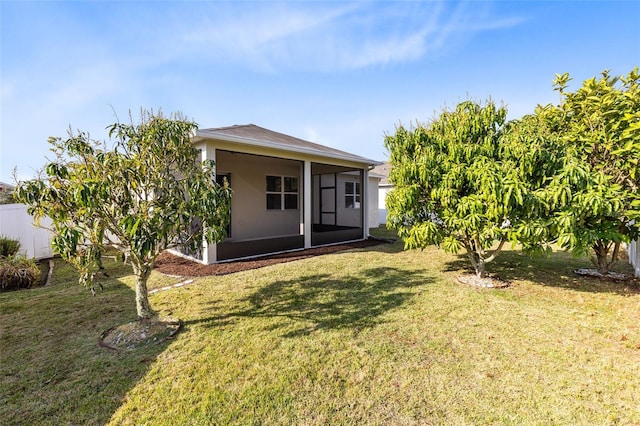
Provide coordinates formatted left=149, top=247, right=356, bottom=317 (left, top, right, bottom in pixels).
left=1, top=228, right=639, bottom=425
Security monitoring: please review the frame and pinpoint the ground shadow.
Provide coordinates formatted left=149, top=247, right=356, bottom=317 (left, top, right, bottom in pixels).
left=0, top=256, right=175, bottom=425
left=154, top=237, right=402, bottom=277
left=443, top=248, right=639, bottom=295
left=188, top=266, right=432, bottom=337
left=369, top=238, right=405, bottom=255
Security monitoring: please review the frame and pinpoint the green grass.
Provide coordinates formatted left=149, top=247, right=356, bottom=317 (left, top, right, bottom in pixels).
left=2, top=229, right=639, bottom=425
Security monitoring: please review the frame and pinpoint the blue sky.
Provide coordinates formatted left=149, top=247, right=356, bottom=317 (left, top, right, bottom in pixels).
left=1, top=0, right=639, bottom=182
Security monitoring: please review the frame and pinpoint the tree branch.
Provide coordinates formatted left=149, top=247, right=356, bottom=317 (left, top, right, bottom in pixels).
left=474, top=234, right=485, bottom=256
left=484, top=236, right=508, bottom=264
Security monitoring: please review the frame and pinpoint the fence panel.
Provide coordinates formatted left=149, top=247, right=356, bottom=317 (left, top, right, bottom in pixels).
left=0, top=204, right=53, bottom=259
left=629, top=240, right=640, bottom=278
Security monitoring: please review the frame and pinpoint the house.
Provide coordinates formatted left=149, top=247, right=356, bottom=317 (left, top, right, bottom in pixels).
left=187, top=124, right=381, bottom=264
left=0, top=181, right=15, bottom=204
left=369, top=162, right=392, bottom=225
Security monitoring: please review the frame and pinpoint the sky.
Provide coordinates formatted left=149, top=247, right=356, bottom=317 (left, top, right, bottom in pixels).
left=1, top=0, right=639, bottom=183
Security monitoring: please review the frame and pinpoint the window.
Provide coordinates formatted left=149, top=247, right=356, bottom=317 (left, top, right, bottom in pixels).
left=345, top=181, right=361, bottom=209
left=266, top=176, right=298, bottom=210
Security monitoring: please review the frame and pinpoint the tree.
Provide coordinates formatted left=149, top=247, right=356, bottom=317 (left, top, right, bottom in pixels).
left=538, top=68, right=640, bottom=273
left=385, top=101, right=558, bottom=278
left=15, top=110, right=231, bottom=319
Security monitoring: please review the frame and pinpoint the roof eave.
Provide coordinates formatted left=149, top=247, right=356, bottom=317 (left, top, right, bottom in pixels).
left=194, top=129, right=381, bottom=167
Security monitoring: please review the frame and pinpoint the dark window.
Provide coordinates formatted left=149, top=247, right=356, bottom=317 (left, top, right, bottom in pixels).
left=284, top=177, right=298, bottom=192
left=266, top=175, right=281, bottom=193
left=284, top=194, right=298, bottom=209
left=266, top=193, right=282, bottom=210
left=266, top=175, right=298, bottom=210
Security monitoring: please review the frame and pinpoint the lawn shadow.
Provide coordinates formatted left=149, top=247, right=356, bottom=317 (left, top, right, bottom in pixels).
left=188, top=266, right=431, bottom=337
left=0, top=256, right=177, bottom=425
left=369, top=239, right=405, bottom=255
left=443, top=249, right=639, bottom=295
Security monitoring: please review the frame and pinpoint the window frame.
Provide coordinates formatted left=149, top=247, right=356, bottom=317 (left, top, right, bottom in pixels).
left=266, top=175, right=299, bottom=211
left=345, top=181, right=361, bottom=209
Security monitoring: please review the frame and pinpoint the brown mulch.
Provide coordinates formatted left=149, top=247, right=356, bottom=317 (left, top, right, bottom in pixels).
left=154, top=238, right=387, bottom=277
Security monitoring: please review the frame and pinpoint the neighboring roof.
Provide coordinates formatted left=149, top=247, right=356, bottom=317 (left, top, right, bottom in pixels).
left=0, top=182, right=15, bottom=204
left=195, top=124, right=380, bottom=166
left=370, top=162, right=391, bottom=185
left=0, top=181, right=15, bottom=191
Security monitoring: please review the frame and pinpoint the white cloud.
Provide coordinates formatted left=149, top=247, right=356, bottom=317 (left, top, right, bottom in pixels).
left=179, top=1, right=525, bottom=72
left=188, top=3, right=356, bottom=48
left=0, top=0, right=529, bottom=181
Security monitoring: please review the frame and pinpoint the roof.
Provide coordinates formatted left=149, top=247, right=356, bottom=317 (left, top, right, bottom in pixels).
left=195, top=124, right=380, bottom=166
left=370, top=162, right=391, bottom=185
left=0, top=181, right=15, bottom=191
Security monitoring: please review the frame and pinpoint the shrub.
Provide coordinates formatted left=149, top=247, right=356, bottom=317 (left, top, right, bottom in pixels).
left=0, top=255, right=41, bottom=290
left=0, top=236, right=21, bottom=258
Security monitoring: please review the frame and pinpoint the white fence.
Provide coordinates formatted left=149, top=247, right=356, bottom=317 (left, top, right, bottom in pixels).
left=0, top=204, right=54, bottom=259
left=629, top=240, right=640, bottom=277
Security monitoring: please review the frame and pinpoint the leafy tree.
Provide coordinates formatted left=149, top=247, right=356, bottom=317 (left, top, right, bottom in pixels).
left=385, top=101, right=559, bottom=278
left=538, top=68, right=640, bottom=273
left=15, top=111, right=231, bottom=319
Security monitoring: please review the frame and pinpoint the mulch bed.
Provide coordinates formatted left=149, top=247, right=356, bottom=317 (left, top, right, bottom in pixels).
left=99, top=319, right=182, bottom=351
left=456, top=274, right=510, bottom=288
left=154, top=238, right=386, bottom=277
left=573, top=268, right=632, bottom=281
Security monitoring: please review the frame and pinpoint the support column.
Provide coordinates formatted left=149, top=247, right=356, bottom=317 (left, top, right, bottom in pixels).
left=304, top=160, right=312, bottom=248
left=362, top=168, right=368, bottom=239
left=201, top=145, right=217, bottom=264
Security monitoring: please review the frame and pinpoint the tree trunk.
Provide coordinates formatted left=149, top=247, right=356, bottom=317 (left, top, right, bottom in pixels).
left=592, top=241, right=612, bottom=275
left=608, top=241, right=621, bottom=271
left=474, top=259, right=487, bottom=278
left=465, top=249, right=487, bottom=278
left=464, top=235, right=506, bottom=279
left=133, top=263, right=156, bottom=320
left=591, top=240, right=622, bottom=275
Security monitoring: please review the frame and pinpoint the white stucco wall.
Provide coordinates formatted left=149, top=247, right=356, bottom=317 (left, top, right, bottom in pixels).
left=368, top=176, right=380, bottom=229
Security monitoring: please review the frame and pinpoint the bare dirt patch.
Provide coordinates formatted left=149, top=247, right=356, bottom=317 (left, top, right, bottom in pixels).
left=457, top=274, right=510, bottom=288
left=154, top=238, right=386, bottom=277
left=99, top=318, right=182, bottom=351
